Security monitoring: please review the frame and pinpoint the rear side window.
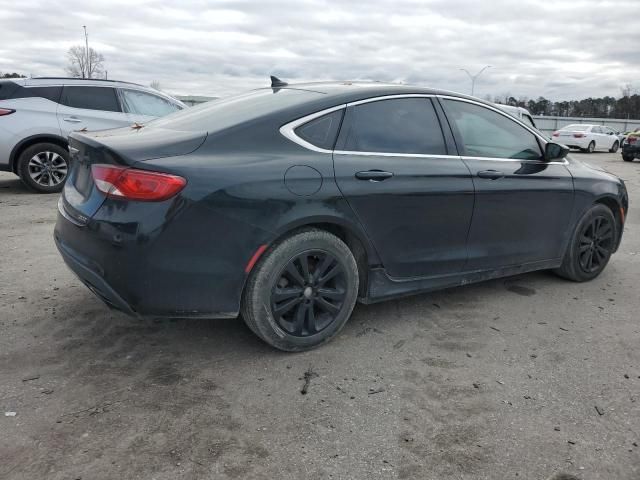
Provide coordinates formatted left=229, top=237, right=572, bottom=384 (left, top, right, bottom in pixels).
left=339, top=98, right=447, bottom=155
left=121, top=89, right=181, bottom=117
left=60, top=86, right=120, bottom=112
left=0, top=81, right=23, bottom=100
left=294, top=109, right=343, bottom=150
left=12, top=86, right=62, bottom=102
left=443, top=99, right=542, bottom=160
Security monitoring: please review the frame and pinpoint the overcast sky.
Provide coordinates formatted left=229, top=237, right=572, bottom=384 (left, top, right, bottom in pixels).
left=1, top=0, right=639, bottom=100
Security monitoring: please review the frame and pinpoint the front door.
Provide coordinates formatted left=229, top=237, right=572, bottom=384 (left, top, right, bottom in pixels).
left=333, top=97, right=475, bottom=279
left=440, top=98, right=574, bottom=270
left=57, top=85, right=130, bottom=137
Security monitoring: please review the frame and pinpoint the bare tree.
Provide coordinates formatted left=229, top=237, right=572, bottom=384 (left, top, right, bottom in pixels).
left=149, top=80, right=162, bottom=91
left=65, top=46, right=105, bottom=79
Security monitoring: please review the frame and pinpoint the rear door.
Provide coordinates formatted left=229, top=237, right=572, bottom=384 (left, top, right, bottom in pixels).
left=57, top=86, right=129, bottom=137
left=440, top=98, right=574, bottom=270
left=333, top=96, right=474, bottom=278
left=119, top=88, right=182, bottom=124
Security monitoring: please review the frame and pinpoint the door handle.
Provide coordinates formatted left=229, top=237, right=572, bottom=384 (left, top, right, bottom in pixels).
left=63, top=117, right=82, bottom=123
left=355, top=170, right=394, bottom=181
left=477, top=170, right=504, bottom=180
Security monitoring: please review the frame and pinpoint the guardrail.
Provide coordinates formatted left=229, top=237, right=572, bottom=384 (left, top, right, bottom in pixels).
left=533, top=115, right=640, bottom=136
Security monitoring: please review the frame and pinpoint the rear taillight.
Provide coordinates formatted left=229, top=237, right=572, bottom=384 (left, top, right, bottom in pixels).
left=573, top=133, right=585, bottom=138
left=91, top=164, right=186, bottom=201
left=552, top=132, right=559, bottom=137
left=0, top=108, right=15, bottom=116
left=628, top=136, right=638, bottom=144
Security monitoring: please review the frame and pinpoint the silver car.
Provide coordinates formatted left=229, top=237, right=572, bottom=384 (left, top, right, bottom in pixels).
left=0, top=77, right=185, bottom=192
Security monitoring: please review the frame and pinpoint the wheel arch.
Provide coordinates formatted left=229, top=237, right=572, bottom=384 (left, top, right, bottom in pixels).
left=9, top=134, right=68, bottom=173
left=594, top=195, right=624, bottom=251
left=254, top=216, right=381, bottom=299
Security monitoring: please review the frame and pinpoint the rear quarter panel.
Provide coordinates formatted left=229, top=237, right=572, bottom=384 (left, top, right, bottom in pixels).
left=0, top=98, right=62, bottom=168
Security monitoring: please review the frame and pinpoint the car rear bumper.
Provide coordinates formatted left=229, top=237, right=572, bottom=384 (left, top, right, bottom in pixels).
left=558, top=136, right=589, bottom=149
left=54, top=196, right=247, bottom=319
left=55, top=232, right=136, bottom=315
left=622, top=144, right=640, bottom=157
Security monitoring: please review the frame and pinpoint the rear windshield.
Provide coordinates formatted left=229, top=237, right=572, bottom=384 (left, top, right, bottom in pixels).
left=148, top=88, right=322, bottom=132
left=0, top=80, right=22, bottom=100
left=561, top=125, right=589, bottom=131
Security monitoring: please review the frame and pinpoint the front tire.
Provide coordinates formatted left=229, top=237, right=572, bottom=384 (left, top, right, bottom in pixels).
left=554, top=204, right=617, bottom=282
left=622, top=153, right=634, bottom=162
left=17, top=142, right=69, bottom=193
left=609, top=141, right=619, bottom=153
left=241, top=229, right=359, bottom=351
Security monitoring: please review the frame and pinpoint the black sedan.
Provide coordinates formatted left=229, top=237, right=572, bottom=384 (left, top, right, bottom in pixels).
left=54, top=79, right=629, bottom=351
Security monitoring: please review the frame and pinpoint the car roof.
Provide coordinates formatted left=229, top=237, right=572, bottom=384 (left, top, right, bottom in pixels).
left=12, top=77, right=185, bottom=105
left=25, top=77, right=145, bottom=88
left=250, top=81, right=491, bottom=109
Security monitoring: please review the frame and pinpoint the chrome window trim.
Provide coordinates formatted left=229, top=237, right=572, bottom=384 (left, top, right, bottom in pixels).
left=436, top=95, right=548, bottom=144
left=279, top=93, right=568, bottom=165
left=334, top=150, right=447, bottom=159
left=346, top=93, right=436, bottom=106
left=279, top=104, right=346, bottom=154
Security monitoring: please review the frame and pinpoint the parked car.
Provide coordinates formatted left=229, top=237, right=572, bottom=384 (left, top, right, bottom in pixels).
left=552, top=124, right=620, bottom=153
left=494, top=104, right=537, bottom=128
left=54, top=80, right=628, bottom=351
left=0, top=77, right=185, bottom=192
left=622, top=128, right=640, bottom=162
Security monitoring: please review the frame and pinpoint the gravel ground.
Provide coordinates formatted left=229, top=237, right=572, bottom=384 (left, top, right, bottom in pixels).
left=1, top=151, right=639, bottom=480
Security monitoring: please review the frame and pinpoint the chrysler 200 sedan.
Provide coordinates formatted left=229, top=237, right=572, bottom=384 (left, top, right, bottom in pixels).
left=54, top=80, right=628, bottom=351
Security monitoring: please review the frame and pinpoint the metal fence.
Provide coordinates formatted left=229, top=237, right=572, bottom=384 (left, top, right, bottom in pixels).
left=533, top=115, right=640, bottom=136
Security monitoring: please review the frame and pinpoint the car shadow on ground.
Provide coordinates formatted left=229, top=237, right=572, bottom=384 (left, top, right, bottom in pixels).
left=0, top=176, right=41, bottom=195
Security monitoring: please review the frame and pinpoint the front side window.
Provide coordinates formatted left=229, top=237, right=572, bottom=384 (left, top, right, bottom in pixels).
left=121, top=89, right=181, bottom=117
left=340, top=98, right=447, bottom=155
left=443, top=100, right=542, bottom=160
left=60, top=86, right=120, bottom=112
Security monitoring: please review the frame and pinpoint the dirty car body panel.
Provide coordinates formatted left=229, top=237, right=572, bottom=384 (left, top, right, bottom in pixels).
left=54, top=83, right=628, bottom=319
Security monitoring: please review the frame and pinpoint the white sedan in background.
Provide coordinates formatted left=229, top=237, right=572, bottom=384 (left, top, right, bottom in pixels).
left=552, top=124, right=620, bottom=153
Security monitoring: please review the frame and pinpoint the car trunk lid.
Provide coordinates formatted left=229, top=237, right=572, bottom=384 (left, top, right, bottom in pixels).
left=61, top=127, right=206, bottom=223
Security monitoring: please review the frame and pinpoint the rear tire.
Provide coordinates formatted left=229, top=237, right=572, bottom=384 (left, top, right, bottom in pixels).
left=17, top=142, right=69, bottom=193
left=609, top=141, right=619, bottom=153
left=586, top=141, right=595, bottom=153
left=241, top=228, right=359, bottom=352
left=622, top=153, right=634, bottom=162
left=554, top=204, right=617, bottom=282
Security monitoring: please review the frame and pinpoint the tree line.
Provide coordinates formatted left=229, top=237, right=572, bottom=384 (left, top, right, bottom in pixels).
left=489, top=85, right=640, bottom=119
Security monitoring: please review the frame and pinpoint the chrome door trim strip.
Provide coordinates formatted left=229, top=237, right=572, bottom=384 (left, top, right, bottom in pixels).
left=279, top=93, right=569, bottom=165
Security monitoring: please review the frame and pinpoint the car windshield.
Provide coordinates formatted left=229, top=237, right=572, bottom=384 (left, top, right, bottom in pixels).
left=146, top=88, right=322, bottom=132
left=561, top=125, right=589, bottom=131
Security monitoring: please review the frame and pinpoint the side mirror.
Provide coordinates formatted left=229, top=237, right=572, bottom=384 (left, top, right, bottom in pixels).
left=544, top=141, right=570, bottom=161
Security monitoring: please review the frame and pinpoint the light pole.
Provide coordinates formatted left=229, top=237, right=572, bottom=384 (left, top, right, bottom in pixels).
left=460, top=65, right=492, bottom=97
left=82, top=26, right=90, bottom=79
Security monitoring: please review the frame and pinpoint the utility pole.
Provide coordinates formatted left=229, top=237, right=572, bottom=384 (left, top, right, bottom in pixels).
left=460, top=65, right=492, bottom=97
left=82, top=25, right=90, bottom=79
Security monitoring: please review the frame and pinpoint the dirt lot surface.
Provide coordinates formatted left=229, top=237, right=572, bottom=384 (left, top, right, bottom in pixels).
left=1, top=151, right=639, bottom=480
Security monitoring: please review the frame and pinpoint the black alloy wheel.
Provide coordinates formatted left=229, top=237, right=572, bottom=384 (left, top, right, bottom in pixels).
left=577, top=215, right=614, bottom=274
left=554, top=204, right=617, bottom=282
left=271, top=250, right=347, bottom=337
left=241, top=228, right=359, bottom=351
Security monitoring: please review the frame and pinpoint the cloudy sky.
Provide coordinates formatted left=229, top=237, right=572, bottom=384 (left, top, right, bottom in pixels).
left=1, top=0, right=639, bottom=100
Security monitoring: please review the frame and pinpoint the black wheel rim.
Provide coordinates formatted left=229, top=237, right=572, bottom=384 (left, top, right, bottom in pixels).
left=271, top=249, right=347, bottom=337
left=578, top=215, right=614, bottom=273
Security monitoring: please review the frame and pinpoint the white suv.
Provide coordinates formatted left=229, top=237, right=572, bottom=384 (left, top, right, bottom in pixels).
left=0, top=77, right=185, bottom=192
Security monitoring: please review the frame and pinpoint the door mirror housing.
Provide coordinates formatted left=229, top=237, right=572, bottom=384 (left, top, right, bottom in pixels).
left=544, top=142, right=570, bottom=161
